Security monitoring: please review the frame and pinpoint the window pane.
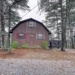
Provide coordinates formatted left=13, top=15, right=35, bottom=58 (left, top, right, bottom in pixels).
left=29, top=21, right=33, bottom=27
left=29, top=21, right=36, bottom=27
left=18, top=33, right=24, bottom=39
left=36, top=34, right=43, bottom=40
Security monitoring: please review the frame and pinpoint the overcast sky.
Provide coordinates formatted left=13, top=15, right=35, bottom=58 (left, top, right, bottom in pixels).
left=18, top=0, right=45, bottom=22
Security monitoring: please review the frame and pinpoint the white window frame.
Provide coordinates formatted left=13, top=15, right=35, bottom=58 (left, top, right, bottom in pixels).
left=18, top=33, right=24, bottom=39
left=28, top=21, right=36, bottom=27
left=36, top=34, right=43, bottom=40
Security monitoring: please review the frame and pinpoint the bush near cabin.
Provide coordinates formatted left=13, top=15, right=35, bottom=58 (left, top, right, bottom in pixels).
left=22, top=44, right=28, bottom=49
left=42, top=41, right=48, bottom=49
left=11, top=41, right=18, bottom=49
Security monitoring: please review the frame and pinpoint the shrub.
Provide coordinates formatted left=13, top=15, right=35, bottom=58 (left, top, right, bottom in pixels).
left=11, top=41, right=18, bottom=49
left=22, top=44, right=28, bottom=49
left=42, top=41, right=48, bottom=49
left=34, top=45, right=40, bottom=48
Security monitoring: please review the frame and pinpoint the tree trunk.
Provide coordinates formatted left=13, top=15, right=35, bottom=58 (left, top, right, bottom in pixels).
left=7, top=1, right=19, bottom=49
left=7, top=7, right=11, bottom=49
left=59, top=0, right=65, bottom=51
left=66, top=0, right=74, bottom=48
left=0, top=0, right=5, bottom=49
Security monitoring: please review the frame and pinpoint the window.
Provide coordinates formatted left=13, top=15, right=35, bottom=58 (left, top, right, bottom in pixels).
left=28, top=21, right=36, bottom=27
left=18, top=33, right=24, bottom=39
left=36, top=34, right=43, bottom=40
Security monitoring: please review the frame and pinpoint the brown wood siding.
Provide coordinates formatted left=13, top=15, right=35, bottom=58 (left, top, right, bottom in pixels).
left=12, top=20, right=49, bottom=48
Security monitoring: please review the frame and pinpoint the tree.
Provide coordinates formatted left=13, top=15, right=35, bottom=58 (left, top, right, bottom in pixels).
left=39, top=0, right=75, bottom=49
left=39, top=0, right=66, bottom=50
left=7, top=0, right=29, bottom=49
left=38, top=0, right=62, bottom=40
left=66, top=0, right=75, bottom=48
left=0, top=0, right=5, bottom=49
left=59, top=0, right=65, bottom=51
left=0, top=0, right=29, bottom=49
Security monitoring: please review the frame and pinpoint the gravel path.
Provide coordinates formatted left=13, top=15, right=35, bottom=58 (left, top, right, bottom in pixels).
left=0, top=59, right=75, bottom=75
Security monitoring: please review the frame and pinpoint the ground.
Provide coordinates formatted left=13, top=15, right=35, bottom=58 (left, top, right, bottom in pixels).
left=0, top=59, right=75, bottom=75
left=0, top=48, right=75, bottom=60
left=0, top=48, right=75, bottom=75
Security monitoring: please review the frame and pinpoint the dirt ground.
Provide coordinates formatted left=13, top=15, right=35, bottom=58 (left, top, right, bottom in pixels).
left=0, top=49, right=75, bottom=75
left=0, top=48, right=75, bottom=60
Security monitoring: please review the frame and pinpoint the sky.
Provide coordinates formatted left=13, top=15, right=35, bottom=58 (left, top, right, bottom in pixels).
left=18, top=0, right=45, bottom=22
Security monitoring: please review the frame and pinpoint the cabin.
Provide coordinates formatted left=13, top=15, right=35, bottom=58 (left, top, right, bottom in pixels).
left=10, top=18, right=51, bottom=48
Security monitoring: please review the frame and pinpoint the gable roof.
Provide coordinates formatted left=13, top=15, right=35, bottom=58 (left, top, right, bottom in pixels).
left=10, top=18, right=51, bottom=34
